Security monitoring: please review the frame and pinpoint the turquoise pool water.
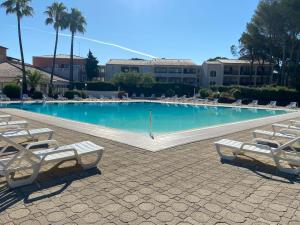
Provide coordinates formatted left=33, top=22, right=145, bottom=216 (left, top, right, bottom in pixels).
left=2, top=102, right=288, bottom=134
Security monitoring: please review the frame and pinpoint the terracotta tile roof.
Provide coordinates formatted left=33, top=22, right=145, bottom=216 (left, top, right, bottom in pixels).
left=34, top=54, right=86, bottom=60
left=0, top=60, right=69, bottom=83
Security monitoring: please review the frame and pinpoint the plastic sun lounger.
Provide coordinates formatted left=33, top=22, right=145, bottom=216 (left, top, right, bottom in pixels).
left=272, top=123, right=300, bottom=132
left=287, top=102, right=298, bottom=109
left=0, top=128, right=54, bottom=140
left=0, top=136, right=104, bottom=188
left=0, top=120, right=28, bottom=128
left=234, top=99, right=242, bottom=106
left=249, top=100, right=258, bottom=106
left=253, top=129, right=300, bottom=140
left=215, top=137, right=300, bottom=174
left=268, top=101, right=277, bottom=108
left=0, top=114, right=12, bottom=121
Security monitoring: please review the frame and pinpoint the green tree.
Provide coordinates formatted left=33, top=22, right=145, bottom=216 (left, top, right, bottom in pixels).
left=85, top=50, right=99, bottom=81
left=112, top=72, right=155, bottom=89
left=27, top=70, right=42, bottom=93
left=66, top=8, right=86, bottom=88
left=45, top=2, right=67, bottom=96
left=1, top=0, right=33, bottom=94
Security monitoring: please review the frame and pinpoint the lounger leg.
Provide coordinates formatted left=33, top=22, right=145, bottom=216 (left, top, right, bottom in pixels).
left=216, top=144, right=237, bottom=161
left=6, top=164, right=41, bottom=189
left=78, top=151, right=104, bottom=170
left=48, top=131, right=53, bottom=140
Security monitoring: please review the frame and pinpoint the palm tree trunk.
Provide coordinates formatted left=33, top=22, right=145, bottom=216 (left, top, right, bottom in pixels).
left=17, top=15, right=27, bottom=94
left=49, top=27, right=59, bottom=95
left=69, top=32, right=74, bottom=89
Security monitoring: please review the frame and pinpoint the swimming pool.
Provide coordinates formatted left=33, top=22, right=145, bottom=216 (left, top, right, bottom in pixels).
left=2, top=102, right=288, bottom=134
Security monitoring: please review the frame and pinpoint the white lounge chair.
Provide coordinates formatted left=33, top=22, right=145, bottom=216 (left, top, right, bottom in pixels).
left=74, top=95, right=82, bottom=101
left=0, top=114, right=12, bottom=121
left=0, top=127, right=53, bottom=141
left=287, top=102, right=298, bottom=109
left=0, top=94, right=10, bottom=101
left=22, top=94, right=32, bottom=101
left=272, top=123, right=300, bottom=132
left=57, top=95, right=67, bottom=101
left=253, top=128, right=300, bottom=140
left=0, top=136, right=104, bottom=188
left=215, top=137, right=300, bottom=174
left=0, top=120, right=28, bottom=128
left=249, top=100, right=258, bottom=106
left=234, top=99, right=242, bottom=106
left=268, top=101, right=277, bottom=108
left=213, top=98, right=219, bottom=104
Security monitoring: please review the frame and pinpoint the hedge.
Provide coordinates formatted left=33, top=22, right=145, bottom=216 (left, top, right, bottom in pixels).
left=73, top=82, right=117, bottom=91
left=207, top=86, right=300, bottom=106
left=3, top=83, right=21, bottom=99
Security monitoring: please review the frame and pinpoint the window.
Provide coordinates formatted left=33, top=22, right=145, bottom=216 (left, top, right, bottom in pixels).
left=224, top=66, right=239, bottom=75
left=155, top=67, right=168, bottom=73
left=210, top=71, right=217, bottom=77
left=121, top=66, right=130, bottom=73
left=183, top=68, right=196, bottom=74
left=209, top=81, right=216, bottom=86
left=130, top=67, right=139, bottom=73
left=168, top=67, right=182, bottom=74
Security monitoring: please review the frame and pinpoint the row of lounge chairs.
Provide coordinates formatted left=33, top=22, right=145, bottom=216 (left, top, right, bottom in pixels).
left=215, top=120, right=300, bottom=174
left=0, top=113, right=104, bottom=188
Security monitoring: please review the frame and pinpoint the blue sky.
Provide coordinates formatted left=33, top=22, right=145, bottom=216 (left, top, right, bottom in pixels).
left=0, top=0, right=259, bottom=65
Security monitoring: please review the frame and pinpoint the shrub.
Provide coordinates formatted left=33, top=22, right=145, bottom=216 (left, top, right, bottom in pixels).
left=31, top=91, right=43, bottom=99
left=165, top=89, right=175, bottom=97
left=73, top=81, right=117, bottom=91
left=199, top=89, right=210, bottom=98
left=64, top=90, right=83, bottom=99
left=230, top=88, right=242, bottom=99
left=3, top=83, right=21, bottom=99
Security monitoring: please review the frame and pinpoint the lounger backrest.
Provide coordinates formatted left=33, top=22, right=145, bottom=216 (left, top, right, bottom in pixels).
left=275, top=137, right=300, bottom=153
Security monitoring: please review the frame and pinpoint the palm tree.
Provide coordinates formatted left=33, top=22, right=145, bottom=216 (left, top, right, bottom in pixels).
left=44, top=2, right=67, bottom=96
left=66, top=8, right=86, bottom=88
left=27, top=70, right=42, bottom=93
left=1, top=0, right=33, bottom=94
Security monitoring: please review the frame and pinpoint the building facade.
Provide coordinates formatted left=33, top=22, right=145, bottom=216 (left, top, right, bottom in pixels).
left=105, top=59, right=200, bottom=86
left=0, top=46, right=7, bottom=63
left=201, top=59, right=273, bottom=87
left=33, top=54, right=87, bottom=82
left=0, top=46, right=68, bottom=92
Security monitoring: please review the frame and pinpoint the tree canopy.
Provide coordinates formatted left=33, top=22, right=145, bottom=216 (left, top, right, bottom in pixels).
left=112, top=72, right=156, bottom=89
left=232, top=0, right=300, bottom=89
left=85, top=50, right=99, bottom=80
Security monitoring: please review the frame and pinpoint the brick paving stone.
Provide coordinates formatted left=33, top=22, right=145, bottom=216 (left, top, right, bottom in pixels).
left=119, top=211, right=138, bottom=223
left=269, top=203, right=288, bottom=212
left=139, top=202, right=155, bottom=211
left=70, top=203, right=89, bottom=213
left=82, top=212, right=101, bottom=223
left=190, top=211, right=210, bottom=223
left=156, top=211, right=174, bottom=222
left=19, top=220, right=41, bottom=225
left=46, top=211, right=66, bottom=222
left=9, top=209, right=30, bottom=219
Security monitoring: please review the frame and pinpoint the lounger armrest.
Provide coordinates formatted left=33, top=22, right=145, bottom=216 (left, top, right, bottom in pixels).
left=277, top=137, right=300, bottom=151
left=240, top=142, right=257, bottom=150
left=252, top=138, right=281, bottom=148
left=41, top=148, right=78, bottom=161
left=26, top=140, right=59, bottom=150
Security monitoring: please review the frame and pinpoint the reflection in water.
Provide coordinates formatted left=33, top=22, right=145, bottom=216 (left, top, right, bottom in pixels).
left=3, top=102, right=288, bottom=134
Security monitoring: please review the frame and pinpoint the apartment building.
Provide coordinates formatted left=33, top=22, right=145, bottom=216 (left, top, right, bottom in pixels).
left=202, top=59, right=273, bottom=87
left=33, top=54, right=87, bottom=82
left=0, top=46, right=7, bottom=63
left=0, top=46, right=68, bottom=92
left=105, top=58, right=200, bottom=86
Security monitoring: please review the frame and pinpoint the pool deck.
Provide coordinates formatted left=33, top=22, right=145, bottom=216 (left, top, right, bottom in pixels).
left=1, top=100, right=300, bottom=151
left=0, top=111, right=300, bottom=224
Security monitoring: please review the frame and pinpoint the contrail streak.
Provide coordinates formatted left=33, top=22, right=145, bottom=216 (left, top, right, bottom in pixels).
left=8, top=25, right=158, bottom=59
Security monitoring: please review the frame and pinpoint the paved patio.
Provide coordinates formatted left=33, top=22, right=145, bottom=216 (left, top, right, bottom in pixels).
left=0, top=114, right=300, bottom=225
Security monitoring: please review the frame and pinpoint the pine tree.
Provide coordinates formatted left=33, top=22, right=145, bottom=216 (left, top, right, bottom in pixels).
left=85, top=50, right=99, bottom=81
